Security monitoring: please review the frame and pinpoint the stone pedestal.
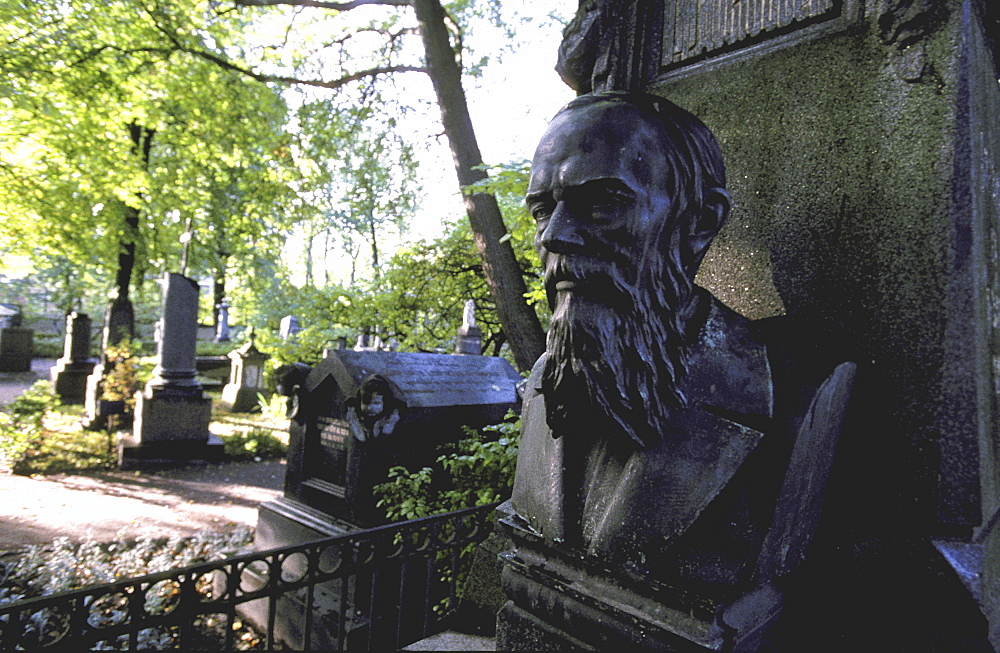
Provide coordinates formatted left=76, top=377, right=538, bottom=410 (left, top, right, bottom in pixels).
left=0, top=327, right=33, bottom=372
left=50, top=312, right=97, bottom=404
left=121, top=273, right=221, bottom=470
left=496, top=502, right=784, bottom=653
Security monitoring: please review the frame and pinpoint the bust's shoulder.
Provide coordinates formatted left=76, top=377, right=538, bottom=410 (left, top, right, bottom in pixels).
left=682, top=291, right=774, bottom=419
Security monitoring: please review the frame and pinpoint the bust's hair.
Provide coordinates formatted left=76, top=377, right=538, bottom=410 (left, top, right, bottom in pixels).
left=556, top=91, right=726, bottom=197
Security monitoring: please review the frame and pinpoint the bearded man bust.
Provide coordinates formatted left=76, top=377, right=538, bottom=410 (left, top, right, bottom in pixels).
left=497, top=92, right=856, bottom=651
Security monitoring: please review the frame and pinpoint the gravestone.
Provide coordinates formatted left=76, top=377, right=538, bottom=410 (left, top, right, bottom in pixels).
left=0, top=304, right=21, bottom=329
left=0, top=305, right=33, bottom=373
left=214, top=301, right=231, bottom=342
left=256, top=349, right=522, bottom=544
left=455, top=300, right=482, bottom=355
left=219, top=330, right=269, bottom=413
left=279, top=315, right=301, bottom=340
left=118, top=273, right=222, bottom=469
left=498, top=0, right=1000, bottom=649
left=82, top=295, right=136, bottom=430
left=243, top=348, right=522, bottom=648
left=49, top=312, right=97, bottom=404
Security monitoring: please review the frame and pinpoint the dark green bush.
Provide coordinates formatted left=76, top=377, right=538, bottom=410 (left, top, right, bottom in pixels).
left=374, top=411, right=520, bottom=521
left=221, top=427, right=287, bottom=461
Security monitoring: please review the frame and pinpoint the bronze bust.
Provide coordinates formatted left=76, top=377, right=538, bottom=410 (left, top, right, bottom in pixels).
left=503, top=92, right=855, bottom=646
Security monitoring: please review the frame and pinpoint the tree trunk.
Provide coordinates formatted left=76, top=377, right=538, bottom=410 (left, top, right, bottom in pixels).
left=213, top=262, right=227, bottom=327
left=103, top=123, right=154, bottom=349
left=411, top=0, right=545, bottom=372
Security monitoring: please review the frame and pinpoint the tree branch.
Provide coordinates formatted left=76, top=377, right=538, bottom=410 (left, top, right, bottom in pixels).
left=235, top=0, right=410, bottom=9
left=175, top=40, right=426, bottom=89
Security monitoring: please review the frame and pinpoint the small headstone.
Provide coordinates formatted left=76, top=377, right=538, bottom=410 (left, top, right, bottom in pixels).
left=455, top=299, right=482, bottom=355
left=214, top=301, right=231, bottom=342
left=219, top=329, right=270, bottom=413
left=50, top=312, right=97, bottom=404
left=279, top=315, right=301, bottom=340
left=0, top=304, right=22, bottom=329
left=0, top=304, right=32, bottom=373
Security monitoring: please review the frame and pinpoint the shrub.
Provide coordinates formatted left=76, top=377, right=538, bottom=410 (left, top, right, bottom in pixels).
left=0, top=381, right=60, bottom=470
left=31, top=334, right=63, bottom=359
left=374, top=411, right=520, bottom=521
left=100, top=338, right=146, bottom=413
left=221, top=427, right=287, bottom=462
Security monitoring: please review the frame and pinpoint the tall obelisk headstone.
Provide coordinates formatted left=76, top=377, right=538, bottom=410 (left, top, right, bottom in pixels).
left=118, top=273, right=222, bottom=469
left=50, top=312, right=97, bottom=404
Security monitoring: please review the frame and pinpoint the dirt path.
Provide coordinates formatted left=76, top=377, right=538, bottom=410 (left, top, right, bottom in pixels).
left=0, top=358, right=57, bottom=406
left=0, top=460, right=284, bottom=551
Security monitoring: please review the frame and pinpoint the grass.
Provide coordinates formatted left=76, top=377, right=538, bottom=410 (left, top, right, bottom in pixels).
left=9, top=400, right=289, bottom=476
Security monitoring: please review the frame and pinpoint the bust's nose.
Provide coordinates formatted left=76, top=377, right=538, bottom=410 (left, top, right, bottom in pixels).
left=540, top=204, right=586, bottom=254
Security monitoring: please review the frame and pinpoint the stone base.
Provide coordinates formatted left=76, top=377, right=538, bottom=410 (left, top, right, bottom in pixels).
left=255, top=496, right=358, bottom=550
left=238, top=497, right=361, bottom=649
left=0, top=327, right=33, bottom=372
left=496, top=504, right=783, bottom=653
left=117, top=432, right=224, bottom=471
left=82, top=366, right=109, bottom=430
left=50, top=359, right=97, bottom=404
left=132, top=386, right=212, bottom=443
left=219, top=383, right=263, bottom=413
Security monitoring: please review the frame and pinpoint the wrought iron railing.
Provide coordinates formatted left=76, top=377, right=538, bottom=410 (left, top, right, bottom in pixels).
left=0, top=502, right=499, bottom=651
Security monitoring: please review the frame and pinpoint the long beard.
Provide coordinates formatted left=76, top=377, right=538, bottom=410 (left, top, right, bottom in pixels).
left=540, top=255, right=691, bottom=449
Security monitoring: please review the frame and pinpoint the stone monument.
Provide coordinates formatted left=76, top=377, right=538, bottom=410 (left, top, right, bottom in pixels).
left=214, top=301, right=231, bottom=342
left=496, top=93, right=856, bottom=650
left=82, top=293, right=137, bottom=430
left=242, top=348, right=522, bottom=649
left=505, top=0, right=999, bottom=648
left=49, top=312, right=97, bottom=404
left=278, top=315, right=301, bottom=340
left=257, top=349, right=523, bottom=543
left=455, top=299, right=482, bottom=355
left=118, top=272, right=222, bottom=469
left=219, top=329, right=269, bottom=413
left=0, top=304, right=32, bottom=373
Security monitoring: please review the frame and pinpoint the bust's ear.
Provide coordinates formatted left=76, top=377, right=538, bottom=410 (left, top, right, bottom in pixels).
left=684, top=187, right=730, bottom=271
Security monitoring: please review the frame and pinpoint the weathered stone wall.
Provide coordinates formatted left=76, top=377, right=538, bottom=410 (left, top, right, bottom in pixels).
left=651, top=0, right=998, bottom=538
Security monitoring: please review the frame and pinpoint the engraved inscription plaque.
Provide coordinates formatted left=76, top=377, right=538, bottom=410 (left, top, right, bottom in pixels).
left=663, top=0, right=840, bottom=66
left=313, top=415, right=350, bottom=494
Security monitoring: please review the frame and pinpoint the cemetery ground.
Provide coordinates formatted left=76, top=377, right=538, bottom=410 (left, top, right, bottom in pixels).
left=0, top=359, right=287, bottom=596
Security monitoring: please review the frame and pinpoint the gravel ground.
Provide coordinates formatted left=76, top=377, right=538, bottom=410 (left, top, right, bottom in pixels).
left=1, top=358, right=285, bottom=552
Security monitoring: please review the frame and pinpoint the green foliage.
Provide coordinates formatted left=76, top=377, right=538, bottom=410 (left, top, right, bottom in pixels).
left=100, top=338, right=149, bottom=413
left=374, top=411, right=520, bottom=521
left=220, top=427, right=287, bottom=462
left=257, top=392, right=288, bottom=423
left=0, top=381, right=60, bottom=469
left=8, top=406, right=117, bottom=475
left=31, top=334, right=62, bottom=359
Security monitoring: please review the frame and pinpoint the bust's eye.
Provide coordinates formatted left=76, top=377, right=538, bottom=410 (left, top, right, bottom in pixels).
left=589, top=188, right=629, bottom=213
left=529, top=200, right=554, bottom=221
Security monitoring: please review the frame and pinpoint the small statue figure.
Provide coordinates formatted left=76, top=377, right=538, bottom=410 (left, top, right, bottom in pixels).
left=503, top=91, right=856, bottom=648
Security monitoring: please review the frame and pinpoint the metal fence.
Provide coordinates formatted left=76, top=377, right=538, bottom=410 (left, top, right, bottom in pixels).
left=0, top=502, right=499, bottom=651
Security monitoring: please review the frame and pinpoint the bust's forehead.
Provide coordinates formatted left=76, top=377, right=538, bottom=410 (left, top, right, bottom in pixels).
left=528, top=102, right=669, bottom=195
